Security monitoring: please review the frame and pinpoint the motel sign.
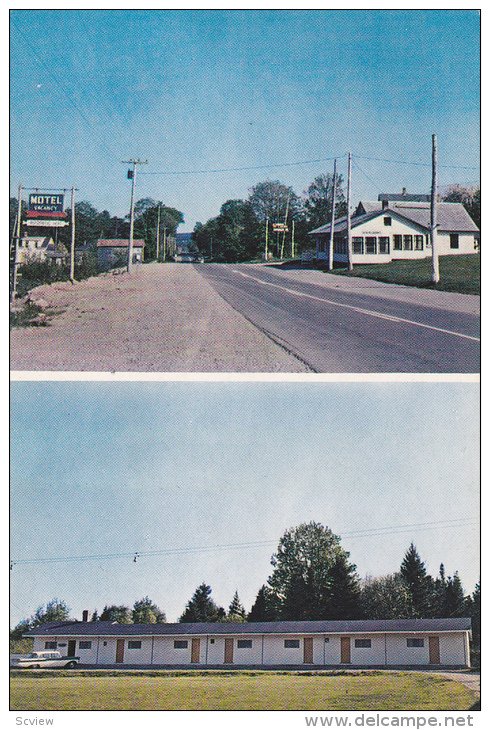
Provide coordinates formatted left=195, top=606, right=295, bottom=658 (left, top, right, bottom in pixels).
left=29, top=193, right=65, bottom=213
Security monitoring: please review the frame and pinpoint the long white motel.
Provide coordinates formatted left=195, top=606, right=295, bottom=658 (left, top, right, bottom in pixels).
left=25, top=617, right=472, bottom=668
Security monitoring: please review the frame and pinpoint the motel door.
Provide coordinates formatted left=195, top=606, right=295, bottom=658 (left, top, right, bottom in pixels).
left=67, top=640, right=76, bottom=657
left=116, top=639, right=125, bottom=663
left=428, top=636, right=440, bottom=665
left=224, top=638, right=234, bottom=664
left=303, top=637, right=314, bottom=664
left=340, top=637, right=351, bottom=664
left=191, top=638, right=200, bottom=663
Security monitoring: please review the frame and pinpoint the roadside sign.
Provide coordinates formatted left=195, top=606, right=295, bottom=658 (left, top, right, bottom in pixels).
left=25, top=219, right=69, bottom=228
left=28, top=193, right=64, bottom=213
left=272, top=224, right=288, bottom=232
left=26, top=210, right=67, bottom=219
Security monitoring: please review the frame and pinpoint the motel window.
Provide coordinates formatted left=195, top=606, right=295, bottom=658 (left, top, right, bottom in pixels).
left=128, top=641, right=142, bottom=649
left=79, top=641, right=92, bottom=650
left=352, top=237, right=364, bottom=254
left=450, top=234, right=460, bottom=249
left=394, top=235, right=403, bottom=251
left=378, top=237, right=390, bottom=254
left=365, top=237, right=377, bottom=254
left=384, top=217, right=392, bottom=226
left=407, top=638, right=424, bottom=648
left=354, top=639, right=372, bottom=648
left=44, top=642, right=57, bottom=650
left=237, top=640, right=253, bottom=649
left=174, top=640, right=188, bottom=649
left=210, top=639, right=215, bottom=644
left=415, top=235, right=424, bottom=251
left=403, top=235, right=413, bottom=251
left=284, top=640, right=300, bottom=649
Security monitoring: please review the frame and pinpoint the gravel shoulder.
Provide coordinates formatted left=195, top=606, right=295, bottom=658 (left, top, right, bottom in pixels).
left=10, top=264, right=309, bottom=373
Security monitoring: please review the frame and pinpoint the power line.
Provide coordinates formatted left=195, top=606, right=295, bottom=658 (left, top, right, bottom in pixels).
left=11, top=517, right=477, bottom=568
left=139, top=156, right=346, bottom=177
left=353, top=154, right=479, bottom=171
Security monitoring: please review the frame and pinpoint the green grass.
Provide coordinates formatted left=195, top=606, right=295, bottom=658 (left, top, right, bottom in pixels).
left=331, top=255, right=480, bottom=294
left=9, top=671, right=476, bottom=711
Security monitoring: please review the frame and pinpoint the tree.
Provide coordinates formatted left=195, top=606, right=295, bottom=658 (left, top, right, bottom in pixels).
left=442, top=573, right=466, bottom=617
left=99, top=604, right=133, bottom=624
left=360, top=573, right=414, bottom=619
left=400, top=544, right=433, bottom=617
left=303, top=173, right=347, bottom=231
left=31, top=598, right=71, bottom=627
left=10, top=618, right=32, bottom=641
left=224, top=591, right=247, bottom=622
left=133, top=198, right=184, bottom=260
left=179, top=583, right=225, bottom=623
left=248, top=180, right=302, bottom=224
left=267, top=522, right=361, bottom=620
left=248, top=585, right=279, bottom=622
left=443, top=185, right=480, bottom=228
left=132, top=596, right=166, bottom=624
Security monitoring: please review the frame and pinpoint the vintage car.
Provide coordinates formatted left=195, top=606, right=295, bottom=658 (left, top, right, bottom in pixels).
left=11, top=650, right=80, bottom=669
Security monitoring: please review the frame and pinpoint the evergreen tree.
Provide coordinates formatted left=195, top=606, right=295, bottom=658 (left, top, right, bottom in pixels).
left=132, top=596, right=166, bottom=624
left=442, top=573, right=466, bottom=617
left=360, top=574, right=414, bottom=619
left=31, top=598, right=71, bottom=627
left=91, top=610, right=99, bottom=622
left=326, top=554, right=362, bottom=619
left=400, top=543, right=433, bottom=617
left=248, top=585, right=279, bottom=622
left=179, top=583, right=224, bottom=623
left=224, top=591, right=247, bottom=622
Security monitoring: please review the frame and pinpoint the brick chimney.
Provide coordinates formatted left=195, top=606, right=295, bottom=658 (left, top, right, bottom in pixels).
left=401, top=187, right=407, bottom=196
left=82, top=610, right=89, bottom=622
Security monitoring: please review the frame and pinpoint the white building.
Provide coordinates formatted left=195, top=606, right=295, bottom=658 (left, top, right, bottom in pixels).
left=25, top=617, right=472, bottom=668
left=17, top=236, right=68, bottom=266
left=309, top=192, right=479, bottom=265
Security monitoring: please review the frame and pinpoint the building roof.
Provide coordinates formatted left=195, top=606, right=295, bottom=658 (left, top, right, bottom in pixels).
left=97, top=239, right=145, bottom=248
left=309, top=201, right=479, bottom=236
left=25, top=617, right=471, bottom=637
left=378, top=193, right=431, bottom=203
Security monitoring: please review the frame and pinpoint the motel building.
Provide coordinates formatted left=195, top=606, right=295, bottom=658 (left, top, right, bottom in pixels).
left=96, top=239, right=145, bottom=270
left=24, top=617, right=472, bottom=668
left=308, top=192, right=479, bottom=265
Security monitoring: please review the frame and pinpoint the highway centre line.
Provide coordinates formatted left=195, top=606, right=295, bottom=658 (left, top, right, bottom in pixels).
left=230, top=270, right=480, bottom=343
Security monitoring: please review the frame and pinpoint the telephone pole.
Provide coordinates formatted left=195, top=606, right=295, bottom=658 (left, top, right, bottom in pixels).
left=69, top=186, right=77, bottom=282
left=430, top=134, right=439, bottom=284
left=291, top=218, right=295, bottom=259
left=11, top=184, right=23, bottom=302
left=122, top=158, right=148, bottom=272
left=264, top=217, right=269, bottom=261
left=346, top=152, right=353, bottom=271
left=328, top=158, right=337, bottom=271
left=156, top=204, right=161, bottom=262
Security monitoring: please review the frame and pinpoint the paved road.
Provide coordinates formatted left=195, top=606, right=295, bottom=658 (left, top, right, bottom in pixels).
left=199, top=264, right=480, bottom=373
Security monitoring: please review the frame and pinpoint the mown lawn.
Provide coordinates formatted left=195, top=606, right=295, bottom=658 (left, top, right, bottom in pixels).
left=10, top=671, right=476, bottom=711
left=331, top=255, right=480, bottom=294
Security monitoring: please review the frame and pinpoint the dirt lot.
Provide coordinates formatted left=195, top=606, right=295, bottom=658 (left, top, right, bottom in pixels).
left=10, top=264, right=309, bottom=372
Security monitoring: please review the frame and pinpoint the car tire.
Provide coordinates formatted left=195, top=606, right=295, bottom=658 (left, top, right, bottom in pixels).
left=66, top=661, right=77, bottom=669
left=33, top=665, right=41, bottom=669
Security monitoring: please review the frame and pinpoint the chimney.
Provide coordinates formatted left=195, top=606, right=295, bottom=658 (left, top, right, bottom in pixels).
left=402, top=187, right=407, bottom=196
left=382, top=199, right=388, bottom=210
left=82, top=610, right=89, bottom=622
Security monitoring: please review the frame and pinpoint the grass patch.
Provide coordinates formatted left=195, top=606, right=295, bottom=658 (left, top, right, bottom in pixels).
left=331, top=255, right=480, bottom=294
left=9, top=302, right=46, bottom=328
left=10, top=671, right=476, bottom=711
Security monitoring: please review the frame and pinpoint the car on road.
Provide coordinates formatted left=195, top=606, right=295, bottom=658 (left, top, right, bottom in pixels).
left=10, top=650, right=80, bottom=669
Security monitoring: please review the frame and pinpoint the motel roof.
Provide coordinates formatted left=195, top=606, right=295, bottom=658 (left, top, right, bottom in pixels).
left=97, top=239, right=145, bottom=248
left=24, top=618, right=471, bottom=637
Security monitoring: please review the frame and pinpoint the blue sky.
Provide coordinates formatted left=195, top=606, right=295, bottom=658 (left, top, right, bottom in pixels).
left=10, top=9, right=480, bottom=231
left=10, top=382, right=479, bottom=626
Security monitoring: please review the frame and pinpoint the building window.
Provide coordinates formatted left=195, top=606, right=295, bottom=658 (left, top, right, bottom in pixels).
left=403, top=235, right=413, bottom=251
left=174, top=640, right=188, bottom=649
left=450, top=234, right=460, bottom=249
left=237, top=639, right=252, bottom=649
left=378, top=237, right=390, bottom=254
left=352, top=237, right=364, bottom=254
left=128, top=641, right=142, bottom=649
left=210, top=639, right=215, bottom=644
left=384, top=217, right=392, bottom=226
left=284, top=640, right=300, bottom=648
left=394, top=235, right=403, bottom=251
left=44, top=641, right=57, bottom=650
left=79, top=641, right=92, bottom=650
left=407, top=638, right=424, bottom=648
left=103, top=641, right=108, bottom=646
left=365, top=237, right=377, bottom=254
left=415, top=235, right=424, bottom=251
left=354, top=639, right=372, bottom=648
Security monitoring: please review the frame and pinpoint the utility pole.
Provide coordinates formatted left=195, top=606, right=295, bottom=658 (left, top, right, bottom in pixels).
left=264, top=217, right=269, bottom=261
left=328, top=159, right=337, bottom=271
left=346, top=152, right=353, bottom=272
left=69, top=186, right=76, bottom=282
left=163, top=226, right=167, bottom=261
left=156, top=204, right=161, bottom=262
left=291, top=218, right=295, bottom=259
left=430, top=134, right=439, bottom=284
left=11, top=184, right=23, bottom=302
left=122, top=158, right=148, bottom=272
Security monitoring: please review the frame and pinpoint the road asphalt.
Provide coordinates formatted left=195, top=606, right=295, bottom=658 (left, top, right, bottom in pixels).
left=10, top=262, right=479, bottom=373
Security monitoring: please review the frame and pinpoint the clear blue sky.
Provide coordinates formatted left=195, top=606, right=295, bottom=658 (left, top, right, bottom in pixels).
left=10, top=10, right=480, bottom=231
left=11, top=381, right=479, bottom=626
